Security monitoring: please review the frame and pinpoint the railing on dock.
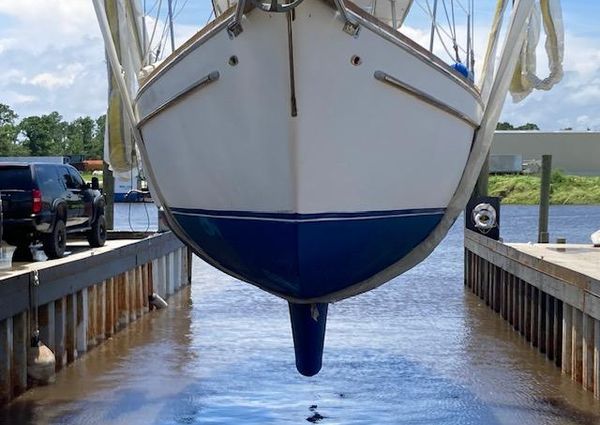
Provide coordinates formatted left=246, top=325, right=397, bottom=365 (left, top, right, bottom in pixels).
left=464, top=229, right=600, bottom=398
left=0, top=232, right=192, bottom=405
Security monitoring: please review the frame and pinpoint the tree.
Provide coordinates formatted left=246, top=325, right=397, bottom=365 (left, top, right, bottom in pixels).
left=87, top=115, right=106, bottom=159
left=0, top=103, right=18, bottom=127
left=0, top=103, right=29, bottom=156
left=516, top=123, right=539, bottom=131
left=496, top=121, right=539, bottom=131
left=19, top=112, right=68, bottom=156
left=65, top=116, right=95, bottom=155
left=496, top=122, right=514, bottom=130
left=0, top=103, right=105, bottom=159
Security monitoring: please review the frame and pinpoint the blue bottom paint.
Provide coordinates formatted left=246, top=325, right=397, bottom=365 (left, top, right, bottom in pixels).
left=172, top=209, right=443, bottom=300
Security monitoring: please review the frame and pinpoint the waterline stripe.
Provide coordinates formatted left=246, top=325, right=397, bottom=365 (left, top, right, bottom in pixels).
left=171, top=207, right=446, bottom=223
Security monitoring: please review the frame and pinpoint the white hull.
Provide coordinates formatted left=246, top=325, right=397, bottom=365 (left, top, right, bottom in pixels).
left=138, top=1, right=481, bottom=214
left=135, top=0, right=484, bottom=302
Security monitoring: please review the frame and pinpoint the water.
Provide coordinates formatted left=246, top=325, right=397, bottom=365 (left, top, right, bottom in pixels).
left=2, top=205, right=600, bottom=425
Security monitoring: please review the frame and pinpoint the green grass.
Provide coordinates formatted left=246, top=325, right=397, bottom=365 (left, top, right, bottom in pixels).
left=80, top=171, right=103, bottom=187
left=80, top=171, right=94, bottom=182
left=489, top=172, right=600, bottom=204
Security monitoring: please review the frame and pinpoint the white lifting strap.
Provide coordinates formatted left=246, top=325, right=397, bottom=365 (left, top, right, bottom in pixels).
left=510, top=0, right=564, bottom=102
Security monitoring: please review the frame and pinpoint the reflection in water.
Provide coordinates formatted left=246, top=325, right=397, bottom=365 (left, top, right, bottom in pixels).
left=1, top=205, right=600, bottom=424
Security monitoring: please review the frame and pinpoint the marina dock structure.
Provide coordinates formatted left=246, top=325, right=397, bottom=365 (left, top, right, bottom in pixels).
left=0, top=232, right=191, bottom=405
left=465, top=229, right=600, bottom=398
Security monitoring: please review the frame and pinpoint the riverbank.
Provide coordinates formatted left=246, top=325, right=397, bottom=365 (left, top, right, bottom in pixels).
left=489, top=172, right=600, bottom=205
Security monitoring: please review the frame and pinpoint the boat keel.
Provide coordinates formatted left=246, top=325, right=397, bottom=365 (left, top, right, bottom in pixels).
left=288, top=302, right=328, bottom=376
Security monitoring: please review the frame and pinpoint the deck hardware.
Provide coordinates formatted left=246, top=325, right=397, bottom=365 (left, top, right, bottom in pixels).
left=228, top=0, right=247, bottom=38
left=343, top=20, right=360, bottom=37
left=228, top=55, right=239, bottom=66
left=227, top=21, right=244, bottom=38
left=250, top=0, right=305, bottom=13
left=351, top=55, right=362, bottom=66
left=332, top=0, right=360, bottom=37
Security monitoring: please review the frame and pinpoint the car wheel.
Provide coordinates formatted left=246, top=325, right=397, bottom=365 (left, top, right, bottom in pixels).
left=87, top=214, right=107, bottom=247
left=43, top=219, right=66, bottom=259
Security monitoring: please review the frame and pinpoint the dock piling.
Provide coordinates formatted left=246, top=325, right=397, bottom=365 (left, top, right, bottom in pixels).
left=12, top=312, right=27, bottom=396
left=465, top=229, right=600, bottom=398
left=54, top=297, right=67, bottom=370
left=0, top=318, right=13, bottom=404
left=0, top=233, right=192, bottom=405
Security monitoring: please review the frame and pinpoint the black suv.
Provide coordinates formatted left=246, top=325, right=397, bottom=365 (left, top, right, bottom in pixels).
left=0, top=162, right=106, bottom=258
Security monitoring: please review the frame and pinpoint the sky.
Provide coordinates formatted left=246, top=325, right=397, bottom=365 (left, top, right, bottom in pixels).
left=0, top=0, right=598, bottom=130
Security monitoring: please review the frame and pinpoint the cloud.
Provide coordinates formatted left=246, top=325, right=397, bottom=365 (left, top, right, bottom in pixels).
left=2, top=91, right=38, bottom=106
left=29, top=63, right=85, bottom=90
left=0, top=1, right=105, bottom=120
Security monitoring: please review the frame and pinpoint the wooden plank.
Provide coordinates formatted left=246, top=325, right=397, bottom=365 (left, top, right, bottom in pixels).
left=148, top=261, right=154, bottom=297
left=583, top=313, right=595, bottom=391
left=0, top=317, right=13, bottom=404
left=38, top=302, right=55, bottom=354
left=76, top=289, right=88, bottom=354
left=493, top=265, right=500, bottom=312
left=187, top=247, right=193, bottom=285
left=166, top=253, right=174, bottom=297
left=531, top=287, right=539, bottom=348
left=499, top=269, right=505, bottom=318
left=129, top=270, right=137, bottom=322
left=554, top=299, right=562, bottom=368
left=118, top=272, right=129, bottom=329
left=54, top=297, right=67, bottom=370
left=475, top=255, right=480, bottom=296
left=142, top=264, right=149, bottom=313
left=97, top=280, right=106, bottom=342
left=106, top=277, right=115, bottom=337
left=572, top=308, right=583, bottom=383
left=87, top=285, right=96, bottom=349
left=594, top=319, right=600, bottom=399
left=161, top=255, right=168, bottom=298
left=11, top=311, right=27, bottom=397
left=137, top=267, right=144, bottom=318
left=538, top=290, right=546, bottom=354
left=523, top=283, right=531, bottom=341
left=519, top=279, right=526, bottom=335
left=112, top=276, right=119, bottom=334
left=66, top=293, right=77, bottom=362
left=546, top=294, right=555, bottom=361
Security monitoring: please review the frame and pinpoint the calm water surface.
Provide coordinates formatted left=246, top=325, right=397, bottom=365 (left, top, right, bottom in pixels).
left=2, top=205, right=600, bottom=425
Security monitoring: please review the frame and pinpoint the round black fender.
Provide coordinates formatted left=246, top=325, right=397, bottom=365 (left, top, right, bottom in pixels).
left=50, top=200, right=68, bottom=233
left=91, top=194, right=105, bottom=224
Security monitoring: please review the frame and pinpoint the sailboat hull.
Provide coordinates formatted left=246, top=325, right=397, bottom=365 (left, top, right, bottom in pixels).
left=136, top=0, right=483, bottom=302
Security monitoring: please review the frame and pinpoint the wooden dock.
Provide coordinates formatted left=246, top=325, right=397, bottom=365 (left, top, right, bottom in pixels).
left=464, top=229, right=600, bottom=398
left=0, top=232, right=191, bottom=405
